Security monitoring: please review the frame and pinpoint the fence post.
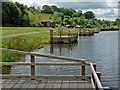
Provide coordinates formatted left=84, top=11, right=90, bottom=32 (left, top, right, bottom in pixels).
left=93, top=63, right=96, bottom=71
left=81, top=61, right=85, bottom=79
left=50, top=29, right=53, bottom=44
left=31, top=55, right=35, bottom=80
left=97, top=72, right=101, bottom=81
left=68, top=31, right=71, bottom=43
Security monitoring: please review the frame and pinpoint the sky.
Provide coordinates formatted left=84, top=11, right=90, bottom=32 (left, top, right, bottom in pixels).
left=11, top=0, right=120, bottom=21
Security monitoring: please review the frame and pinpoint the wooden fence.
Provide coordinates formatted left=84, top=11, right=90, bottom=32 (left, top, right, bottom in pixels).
left=0, top=48, right=105, bottom=90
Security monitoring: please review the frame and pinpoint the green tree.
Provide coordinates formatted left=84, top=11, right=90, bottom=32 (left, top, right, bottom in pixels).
left=51, top=5, right=59, bottom=12
left=52, top=12, right=64, bottom=24
left=114, top=18, right=120, bottom=27
left=41, top=5, right=54, bottom=14
left=77, top=10, right=82, bottom=17
left=2, top=2, right=22, bottom=26
left=15, top=2, right=30, bottom=26
left=84, top=11, right=95, bottom=19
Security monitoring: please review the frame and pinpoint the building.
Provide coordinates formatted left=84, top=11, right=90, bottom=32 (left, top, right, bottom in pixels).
left=41, top=21, right=56, bottom=28
left=41, top=21, right=51, bottom=27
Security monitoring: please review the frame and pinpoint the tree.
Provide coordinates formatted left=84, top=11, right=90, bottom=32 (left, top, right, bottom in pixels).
left=114, top=18, right=120, bottom=27
left=78, top=10, right=82, bottom=17
left=41, top=5, right=54, bottom=14
left=84, top=11, right=95, bottom=19
left=63, top=18, right=72, bottom=25
left=51, top=5, right=59, bottom=12
left=52, top=12, right=64, bottom=24
left=72, top=13, right=78, bottom=17
left=2, top=2, right=22, bottom=26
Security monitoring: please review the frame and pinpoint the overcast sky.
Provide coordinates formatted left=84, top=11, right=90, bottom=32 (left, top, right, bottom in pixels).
left=11, top=0, right=120, bottom=21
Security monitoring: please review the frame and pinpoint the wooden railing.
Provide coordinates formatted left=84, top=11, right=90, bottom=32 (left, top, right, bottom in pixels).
left=50, top=29, right=78, bottom=43
left=0, top=48, right=105, bottom=90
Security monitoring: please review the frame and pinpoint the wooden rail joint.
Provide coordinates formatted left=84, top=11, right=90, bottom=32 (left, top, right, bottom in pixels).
left=90, top=63, right=103, bottom=90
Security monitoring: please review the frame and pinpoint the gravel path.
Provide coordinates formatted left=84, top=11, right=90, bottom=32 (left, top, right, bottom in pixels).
left=0, top=32, right=40, bottom=39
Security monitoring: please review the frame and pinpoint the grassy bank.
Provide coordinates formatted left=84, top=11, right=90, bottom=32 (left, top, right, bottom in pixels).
left=1, top=27, right=50, bottom=74
left=1, top=27, right=50, bottom=62
left=1, top=27, right=50, bottom=36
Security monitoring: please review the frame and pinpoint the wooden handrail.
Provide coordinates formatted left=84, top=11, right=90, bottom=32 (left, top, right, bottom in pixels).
left=90, top=63, right=103, bottom=90
left=1, top=48, right=104, bottom=90
left=0, top=62, right=90, bottom=66
left=0, top=48, right=85, bottom=63
left=0, top=75, right=91, bottom=79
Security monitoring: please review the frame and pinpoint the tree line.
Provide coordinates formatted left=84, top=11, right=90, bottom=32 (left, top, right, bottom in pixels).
left=2, top=2, right=120, bottom=28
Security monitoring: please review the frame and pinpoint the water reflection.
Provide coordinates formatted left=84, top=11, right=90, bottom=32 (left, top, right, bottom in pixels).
left=50, top=42, right=78, bottom=55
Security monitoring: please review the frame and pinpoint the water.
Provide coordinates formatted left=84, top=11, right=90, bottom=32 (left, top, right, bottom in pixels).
left=11, top=31, right=118, bottom=88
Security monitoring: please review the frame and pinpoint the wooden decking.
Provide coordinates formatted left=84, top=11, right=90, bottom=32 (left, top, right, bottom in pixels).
left=1, top=48, right=105, bottom=90
left=2, top=79, right=94, bottom=89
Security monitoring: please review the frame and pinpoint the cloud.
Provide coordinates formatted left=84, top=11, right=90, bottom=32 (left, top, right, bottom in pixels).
left=82, top=8, right=118, bottom=20
left=11, top=0, right=119, bottom=20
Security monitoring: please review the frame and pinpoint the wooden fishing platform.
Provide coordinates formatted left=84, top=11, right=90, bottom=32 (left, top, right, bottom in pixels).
left=0, top=48, right=109, bottom=90
left=78, top=28, right=100, bottom=36
left=50, top=30, right=78, bottom=44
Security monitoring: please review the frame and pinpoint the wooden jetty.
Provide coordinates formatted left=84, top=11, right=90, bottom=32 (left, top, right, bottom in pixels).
left=0, top=48, right=109, bottom=90
left=79, top=28, right=94, bottom=36
left=79, top=28, right=100, bottom=36
left=50, top=29, right=78, bottom=44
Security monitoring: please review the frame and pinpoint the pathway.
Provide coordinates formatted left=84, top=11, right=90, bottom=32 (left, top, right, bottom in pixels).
left=0, top=32, right=40, bottom=39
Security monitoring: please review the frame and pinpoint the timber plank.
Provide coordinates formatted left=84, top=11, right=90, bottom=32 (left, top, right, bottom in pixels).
left=61, top=81, right=69, bottom=89
left=29, top=80, right=39, bottom=88
left=36, top=80, right=47, bottom=89
left=44, top=81, right=54, bottom=89
left=13, top=79, right=26, bottom=88
left=69, top=81, right=77, bottom=89
left=2, top=79, right=13, bottom=88
left=85, top=81, right=94, bottom=90
left=52, top=80, right=61, bottom=89
left=20, top=79, right=32, bottom=88
left=77, top=80, right=85, bottom=90
left=3, top=79, right=20, bottom=88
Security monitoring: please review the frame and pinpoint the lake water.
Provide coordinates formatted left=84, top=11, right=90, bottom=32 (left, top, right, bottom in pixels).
left=11, top=31, right=118, bottom=89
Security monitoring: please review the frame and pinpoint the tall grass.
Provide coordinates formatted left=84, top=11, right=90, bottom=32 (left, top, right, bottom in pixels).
left=2, top=33, right=50, bottom=51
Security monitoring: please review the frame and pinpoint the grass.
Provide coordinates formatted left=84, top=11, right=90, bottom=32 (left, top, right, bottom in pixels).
left=1, top=27, right=51, bottom=36
left=28, top=10, right=52, bottom=25
left=1, top=32, right=50, bottom=51
left=1, top=27, right=50, bottom=63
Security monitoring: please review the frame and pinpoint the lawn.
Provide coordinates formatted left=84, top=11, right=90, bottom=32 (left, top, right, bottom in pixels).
left=1, top=27, right=50, bottom=36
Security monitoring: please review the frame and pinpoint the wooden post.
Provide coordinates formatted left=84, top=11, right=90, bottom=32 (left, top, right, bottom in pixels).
left=31, top=55, right=35, bottom=80
left=92, top=63, right=96, bottom=86
left=93, top=63, right=96, bottom=71
left=68, top=31, right=71, bottom=43
left=50, top=44, right=53, bottom=54
left=60, top=29, right=62, bottom=43
left=97, top=72, right=101, bottom=81
left=81, top=61, right=85, bottom=79
left=50, top=29, right=53, bottom=44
